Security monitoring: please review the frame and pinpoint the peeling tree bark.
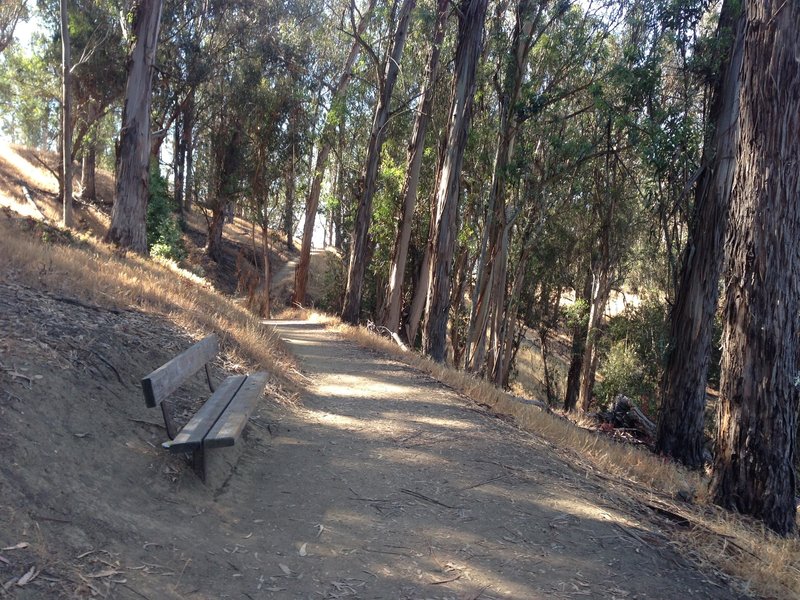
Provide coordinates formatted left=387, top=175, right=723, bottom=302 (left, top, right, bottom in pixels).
left=341, top=0, right=416, bottom=324
left=710, top=0, right=800, bottom=536
left=422, top=0, right=488, bottom=362
left=656, top=0, right=744, bottom=468
left=106, top=0, right=163, bottom=254
left=381, top=0, right=448, bottom=333
left=293, top=0, right=376, bottom=306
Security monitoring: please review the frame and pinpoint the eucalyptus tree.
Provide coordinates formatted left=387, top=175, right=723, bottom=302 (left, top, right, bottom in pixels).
left=293, top=0, right=377, bottom=306
left=106, top=0, right=164, bottom=254
left=422, top=0, right=489, bottom=362
left=341, top=0, right=417, bottom=324
left=711, top=0, right=800, bottom=536
left=656, top=0, right=744, bottom=468
left=380, top=0, right=448, bottom=334
left=0, top=0, right=25, bottom=55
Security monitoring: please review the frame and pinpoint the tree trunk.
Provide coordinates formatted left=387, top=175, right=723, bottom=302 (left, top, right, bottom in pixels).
left=464, top=0, right=542, bottom=374
left=60, top=0, right=73, bottom=227
left=174, top=113, right=185, bottom=213
left=422, top=0, right=488, bottom=362
left=577, top=269, right=612, bottom=411
left=284, top=139, right=296, bottom=251
left=207, top=129, right=241, bottom=262
left=381, top=0, right=447, bottom=332
left=293, top=0, right=376, bottom=306
left=341, top=0, right=416, bottom=324
left=564, top=270, right=592, bottom=411
left=80, top=143, right=97, bottom=203
left=183, top=92, right=195, bottom=213
left=710, top=0, right=800, bottom=536
left=656, top=1, right=745, bottom=468
left=106, top=0, right=163, bottom=254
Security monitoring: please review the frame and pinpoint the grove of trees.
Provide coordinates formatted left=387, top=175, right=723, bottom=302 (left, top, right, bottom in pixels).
left=1, top=0, right=797, bottom=534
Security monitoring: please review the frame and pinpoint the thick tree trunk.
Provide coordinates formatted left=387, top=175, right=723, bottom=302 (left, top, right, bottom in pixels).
left=206, top=129, right=241, bottom=262
left=422, top=0, right=488, bottom=362
left=293, top=0, right=376, bottom=306
left=381, top=0, right=447, bottom=332
left=710, top=0, right=800, bottom=536
left=106, top=0, right=163, bottom=253
left=341, top=0, right=416, bottom=324
left=60, top=0, right=73, bottom=227
left=174, top=114, right=185, bottom=212
left=656, top=1, right=744, bottom=468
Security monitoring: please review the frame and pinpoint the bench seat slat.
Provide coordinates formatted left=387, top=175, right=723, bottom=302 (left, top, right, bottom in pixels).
left=163, top=374, right=246, bottom=452
left=142, top=335, right=219, bottom=407
left=204, top=371, right=268, bottom=449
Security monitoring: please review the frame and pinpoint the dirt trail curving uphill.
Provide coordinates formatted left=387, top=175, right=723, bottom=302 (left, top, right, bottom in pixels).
left=263, top=320, right=746, bottom=599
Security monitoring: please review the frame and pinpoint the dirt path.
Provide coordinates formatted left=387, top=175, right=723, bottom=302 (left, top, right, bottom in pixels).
left=252, top=320, right=744, bottom=599
left=0, top=292, right=747, bottom=599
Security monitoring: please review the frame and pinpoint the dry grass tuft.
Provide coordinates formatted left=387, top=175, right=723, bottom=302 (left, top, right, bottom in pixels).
left=328, top=316, right=800, bottom=600
left=0, top=216, right=297, bottom=385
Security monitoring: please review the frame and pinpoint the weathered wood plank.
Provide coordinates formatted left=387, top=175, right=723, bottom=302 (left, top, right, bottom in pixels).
left=204, top=371, right=268, bottom=449
left=141, top=335, right=218, bottom=407
left=162, top=375, right=246, bottom=452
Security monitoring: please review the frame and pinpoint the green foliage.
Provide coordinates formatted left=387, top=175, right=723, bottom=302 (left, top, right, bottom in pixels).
left=146, top=162, right=185, bottom=261
left=316, top=251, right=346, bottom=314
left=597, top=298, right=669, bottom=411
left=595, top=342, right=651, bottom=409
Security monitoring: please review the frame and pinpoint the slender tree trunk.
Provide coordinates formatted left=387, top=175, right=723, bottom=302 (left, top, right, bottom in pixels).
left=710, top=0, right=800, bottom=536
left=284, top=140, right=296, bottom=251
left=174, top=115, right=185, bottom=212
left=342, top=0, right=416, bottom=324
left=423, top=0, right=488, bottom=362
left=60, top=0, right=73, bottom=227
left=381, top=0, right=447, bottom=332
left=183, top=92, right=195, bottom=213
left=261, top=221, right=271, bottom=319
left=577, top=269, right=612, bottom=411
left=106, top=0, right=163, bottom=253
left=564, top=270, right=592, bottom=411
left=293, top=0, right=376, bottom=305
left=80, top=143, right=97, bottom=203
left=656, top=1, right=744, bottom=467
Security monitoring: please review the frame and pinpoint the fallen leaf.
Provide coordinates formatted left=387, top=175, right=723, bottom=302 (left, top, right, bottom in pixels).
left=244, top=532, right=253, bottom=539
left=278, top=563, right=291, bottom=576
left=16, top=566, right=37, bottom=586
left=0, top=555, right=9, bottom=565
left=316, top=524, right=325, bottom=538
left=86, top=568, right=123, bottom=578
left=264, top=587, right=286, bottom=592
left=299, top=543, right=307, bottom=557
left=2, top=543, right=28, bottom=551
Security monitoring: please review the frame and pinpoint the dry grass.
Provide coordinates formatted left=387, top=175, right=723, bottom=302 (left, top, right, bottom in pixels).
left=0, top=216, right=297, bottom=386
left=328, top=317, right=800, bottom=600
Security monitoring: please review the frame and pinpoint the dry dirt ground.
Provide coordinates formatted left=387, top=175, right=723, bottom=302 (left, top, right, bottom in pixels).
left=0, top=274, right=749, bottom=599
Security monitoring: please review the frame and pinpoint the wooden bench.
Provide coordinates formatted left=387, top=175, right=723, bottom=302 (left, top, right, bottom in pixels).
left=141, top=334, right=268, bottom=481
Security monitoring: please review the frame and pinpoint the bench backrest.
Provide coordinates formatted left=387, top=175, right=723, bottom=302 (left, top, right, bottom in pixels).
left=141, top=334, right=219, bottom=407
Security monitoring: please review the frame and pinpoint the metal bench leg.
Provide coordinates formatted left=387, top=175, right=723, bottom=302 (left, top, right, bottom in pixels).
left=191, top=446, right=206, bottom=482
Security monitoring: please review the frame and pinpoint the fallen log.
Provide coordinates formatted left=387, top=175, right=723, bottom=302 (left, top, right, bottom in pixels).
left=600, top=394, right=656, bottom=440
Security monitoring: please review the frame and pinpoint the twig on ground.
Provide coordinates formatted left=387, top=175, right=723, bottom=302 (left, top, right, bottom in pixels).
left=400, top=488, right=461, bottom=510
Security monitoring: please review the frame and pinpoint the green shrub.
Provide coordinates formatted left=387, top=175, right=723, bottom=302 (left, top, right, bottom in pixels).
left=597, top=298, right=668, bottom=413
left=595, top=341, right=652, bottom=409
left=146, top=162, right=185, bottom=261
